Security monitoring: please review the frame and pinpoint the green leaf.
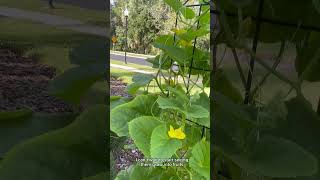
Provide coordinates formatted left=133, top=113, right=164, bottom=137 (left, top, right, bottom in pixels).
left=154, top=35, right=175, bottom=46
left=147, top=54, right=172, bottom=70
left=111, top=96, right=131, bottom=110
left=271, top=96, right=320, bottom=179
left=186, top=105, right=209, bottom=119
left=157, top=96, right=184, bottom=112
left=128, top=116, right=162, bottom=157
left=69, top=40, right=107, bottom=66
left=230, top=136, right=318, bottom=178
left=164, top=0, right=183, bottom=12
left=0, top=113, right=75, bottom=157
left=0, top=109, right=33, bottom=122
left=127, top=73, right=154, bottom=95
left=213, top=92, right=256, bottom=141
left=115, top=165, right=176, bottom=180
left=177, top=28, right=210, bottom=42
left=213, top=69, right=243, bottom=103
left=259, top=92, right=288, bottom=128
left=180, top=7, right=195, bottom=19
left=189, top=139, right=210, bottom=180
left=313, top=0, right=320, bottom=14
left=111, top=95, right=160, bottom=137
left=194, top=92, right=210, bottom=111
left=48, top=63, right=105, bottom=104
left=153, top=43, right=190, bottom=64
left=167, top=86, right=189, bottom=103
left=0, top=105, right=107, bottom=179
left=192, top=93, right=210, bottom=128
left=82, top=172, right=107, bottom=180
left=150, top=125, right=182, bottom=158
left=229, top=0, right=254, bottom=7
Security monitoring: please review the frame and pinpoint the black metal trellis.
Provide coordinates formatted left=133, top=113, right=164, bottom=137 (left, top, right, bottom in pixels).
left=165, top=0, right=211, bottom=134
left=211, top=0, right=320, bottom=104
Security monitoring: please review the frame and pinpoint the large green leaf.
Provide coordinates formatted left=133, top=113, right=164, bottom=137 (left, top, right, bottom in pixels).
left=115, top=165, right=177, bottom=180
left=271, top=96, right=320, bottom=179
left=164, top=0, right=195, bottom=19
left=186, top=105, right=209, bottom=119
left=189, top=139, right=210, bottom=180
left=244, top=136, right=316, bottom=177
left=157, top=96, right=184, bottom=111
left=314, top=0, right=320, bottom=14
left=150, top=125, right=182, bottom=158
left=69, top=40, right=107, bottom=66
left=126, top=73, right=154, bottom=95
left=164, top=0, right=183, bottom=12
left=0, top=113, right=75, bottom=157
left=213, top=69, right=243, bottom=103
left=157, top=96, right=209, bottom=120
left=153, top=43, right=190, bottom=65
left=128, top=116, right=162, bottom=157
left=258, top=92, right=288, bottom=129
left=81, top=172, right=107, bottom=180
left=176, top=28, right=210, bottom=42
left=110, top=96, right=131, bottom=110
left=111, top=95, right=160, bottom=137
left=216, top=135, right=317, bottom=178
left=0, top=105, right=107, bottom=180
left=213, top=92, right=256, bottom=142
left=0, top=109, right=33, bottom=122
left=48, top=63, right=105, bottom=104
left=180, top=7, right=195, bottom=19
left=193, top=92, right=210, bottom=128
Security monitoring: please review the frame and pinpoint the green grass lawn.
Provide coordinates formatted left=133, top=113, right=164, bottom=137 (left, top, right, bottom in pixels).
left=0, top=0, right=107, bottom=26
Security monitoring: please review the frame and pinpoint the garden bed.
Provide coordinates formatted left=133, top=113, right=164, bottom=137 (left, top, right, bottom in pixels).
left=110, top=76, right=142, bottom=174
left=110, top=76, right=130, bottom=97
left=0, top=48, right=73, bottom=112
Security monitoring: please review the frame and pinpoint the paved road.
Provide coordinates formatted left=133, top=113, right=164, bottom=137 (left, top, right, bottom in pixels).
left=110, top=53, right=152, bottom=66
left=0, top=6, right=107, bottom=37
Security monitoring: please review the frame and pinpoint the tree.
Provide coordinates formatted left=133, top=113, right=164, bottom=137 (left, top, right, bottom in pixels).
left=111, top=0, right=175, bottom=54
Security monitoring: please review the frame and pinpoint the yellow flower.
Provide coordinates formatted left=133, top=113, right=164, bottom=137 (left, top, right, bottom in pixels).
left=180, top=40, right=192, bottom=47
left=168, top=125, right=186, bottom=140
left=171, top=28, right=187, bottom=35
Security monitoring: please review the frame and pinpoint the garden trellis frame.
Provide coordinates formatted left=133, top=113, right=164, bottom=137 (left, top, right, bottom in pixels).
left=210, top=0, right=320, bottom=104
left=166, top=0, right=211, bottom=137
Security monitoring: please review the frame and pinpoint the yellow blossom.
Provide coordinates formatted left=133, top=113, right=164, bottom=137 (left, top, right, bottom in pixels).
left=168, top=125, right=186, bottom=140
left=171, top=28, right=187, bottom=35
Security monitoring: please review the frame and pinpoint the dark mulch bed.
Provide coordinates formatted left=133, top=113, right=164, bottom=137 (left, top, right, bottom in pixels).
left=110, top=77, right=143, bottom=175
left=112, top=139, right=144, bottom=172
left=0, top=49, right=73, bottom=113
left=110, top=76, right=130, bottom=97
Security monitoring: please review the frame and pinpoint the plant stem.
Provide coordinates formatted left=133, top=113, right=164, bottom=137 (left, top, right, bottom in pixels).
left=231, top=47, right=247, bottom=89
left=154, top=76, right=166, bottom=94
left=244, top=0, right=265, bottom=104
left=251, top=41, right=286, bottom=97
left=317, top=97, right=320, bottom=116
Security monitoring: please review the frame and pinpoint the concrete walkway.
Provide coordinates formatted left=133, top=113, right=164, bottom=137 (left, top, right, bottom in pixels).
left=110, top=64, right=154, bottom=75
left=0, top=6, right=107, bottom=37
